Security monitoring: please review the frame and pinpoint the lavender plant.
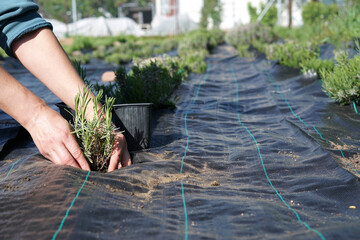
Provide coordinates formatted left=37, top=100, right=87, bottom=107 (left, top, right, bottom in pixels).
left=70, top=87, right=117, bottom=172
left=265, top=42, right=318, bottom=69
left=94, top=57, right=184, bottom=109
left=320, top=51, right=360, bottom=105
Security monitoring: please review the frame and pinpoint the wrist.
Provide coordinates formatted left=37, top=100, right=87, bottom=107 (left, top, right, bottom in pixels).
left=22, top=98, right=51, bottom=132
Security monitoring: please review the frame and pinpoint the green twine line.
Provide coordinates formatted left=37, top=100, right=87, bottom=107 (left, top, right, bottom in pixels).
left=0, top=158, right=21, bottom=183
left=339, top=149, right=345, bottom=158
left=180, top=113, right=189, bottom=174
left=181, top=180, right=188, bottom=240
left=312, top=126, right=324, bottom=140
left=353, top=101, right=359, bottom=115
left=261, top=65, right=359, bottom=176
left=264, top=71, right=309, bottom=127
left=232, top=65, right=326, bottom=240
left=180, top=113, right=189, bottom=240
left=348, top=163, right=360, bottom=175
left=52, top=171, right=91, bottom=240
left=179, top=64, right=211, bottom=240
left=193, top=66, right=211, bottom=104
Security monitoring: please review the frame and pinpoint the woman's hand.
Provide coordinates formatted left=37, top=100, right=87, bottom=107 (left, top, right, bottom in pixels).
left=107, top=133, right=132, bottom=172
left=26, top=105, right=90, bottom=170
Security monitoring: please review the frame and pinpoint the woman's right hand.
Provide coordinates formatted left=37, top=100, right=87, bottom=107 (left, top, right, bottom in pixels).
left=25, top=104, right=90, bottom=171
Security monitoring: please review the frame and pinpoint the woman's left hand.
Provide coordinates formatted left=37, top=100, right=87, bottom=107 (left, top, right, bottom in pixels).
left=108, top=133, right=132, bottom=172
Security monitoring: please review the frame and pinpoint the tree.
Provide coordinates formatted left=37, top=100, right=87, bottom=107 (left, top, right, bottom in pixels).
left=288, top=0, right=293, bottom=29
left=247, top=2, right=277, bottom=27
left=200, top=0, right=222, bottom=29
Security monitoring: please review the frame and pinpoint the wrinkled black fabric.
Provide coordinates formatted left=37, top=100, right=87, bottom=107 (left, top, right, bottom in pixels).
left=1, top=46, right=360, bottom=240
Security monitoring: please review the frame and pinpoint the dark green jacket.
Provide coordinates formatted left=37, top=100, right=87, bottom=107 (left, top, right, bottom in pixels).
left=0, top=0, right=52, bottom=57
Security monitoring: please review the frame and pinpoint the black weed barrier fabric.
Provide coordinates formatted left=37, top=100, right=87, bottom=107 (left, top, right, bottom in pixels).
left=1, top=46, right=360, bottom=239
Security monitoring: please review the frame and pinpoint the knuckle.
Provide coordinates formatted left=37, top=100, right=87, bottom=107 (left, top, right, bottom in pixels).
left=118, top=134, right=125, bottom=140
left=63, top=156, right=74, bottom=166
left=72, top=148, right=83, bottom=160
left=60, top=129, right=71, bottom=140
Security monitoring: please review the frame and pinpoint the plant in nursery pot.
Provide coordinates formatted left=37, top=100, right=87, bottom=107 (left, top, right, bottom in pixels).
left=69, top=87, right=117, bottom=172
left=93, top=56, right=186, bottom=151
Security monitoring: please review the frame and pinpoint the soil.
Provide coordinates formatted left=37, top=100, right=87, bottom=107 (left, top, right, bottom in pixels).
left=329, top=140, right=357, bottom=151
left=345, top=154, right=360, bottom=176
left=277, top=151, right=300, bottom=160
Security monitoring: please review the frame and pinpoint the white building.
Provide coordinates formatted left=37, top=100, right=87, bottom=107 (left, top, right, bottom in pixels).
left=150, top=0, right=203, bottom=35
left=151, top=0, right=310, bottom=34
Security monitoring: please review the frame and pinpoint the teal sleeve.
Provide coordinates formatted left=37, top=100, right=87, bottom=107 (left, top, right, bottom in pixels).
left=0, top=0, right=53, bottom=58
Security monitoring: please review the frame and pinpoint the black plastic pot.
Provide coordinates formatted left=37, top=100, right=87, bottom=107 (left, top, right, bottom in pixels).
left=56, top=102, right=152, bottom=151
left=112, top=103, right=152, bottom=151
left=55, top=102, right=74, bottom=123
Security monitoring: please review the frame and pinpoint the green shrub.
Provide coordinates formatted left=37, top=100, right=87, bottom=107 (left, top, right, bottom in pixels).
left=69, top=36, right=95, bottom=52
left=95, top=58, right=185, bottom=108
left=225, top=22, right=275, bottom=56
left=300, top=58, right=334, bottom=76
left=302, top=2, right=338, bottom=26
left=207, top=28, right=224, bottom=50
left=178, top=49, right=208, bottom=73
left=179, top=29, right=223, bottom=53
left=178, top=29, right=222, bottom=73
left=92, top=45, right=107, bottom=59
left=328, top=5, right=360, bottom=47
left=265, top=42, right=318, bottom=69
left=178, top=31, right=208, bottom=52
left=252, top=40, right=270, bottom=54
left=153, top=39, right=178, bottom=55
left=105, top=52, right=133, bottom=65
left=225, top=27, right=267, bottom=57
left=273, top=24, right=323, bottom=46
left=320, top=51, right=360, bottom=105
left=70, top=52, right=91, bottom=64
left=134, top=54, right=189, bottom=78
left=181, top=53, right=207, bottom=74
left=62, top=35, right=179, bottom=62
left=237, top=45, right=255, bottom=58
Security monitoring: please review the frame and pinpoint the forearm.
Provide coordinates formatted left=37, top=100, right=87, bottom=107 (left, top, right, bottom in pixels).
left=0, top=66, right=48, bottom=130
left=11, top=27, right=97, bottom=119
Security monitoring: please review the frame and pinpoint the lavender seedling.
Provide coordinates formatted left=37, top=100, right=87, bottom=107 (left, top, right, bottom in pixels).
left=70, top=87, right=117, bottom=172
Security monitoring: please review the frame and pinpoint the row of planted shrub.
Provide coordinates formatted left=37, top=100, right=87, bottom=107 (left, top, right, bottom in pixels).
left=178, top=28, right=223, bottom=73
left=62, top=35, right=179, bottom=65
left=77, top=29, right=224, bottom=108
left=265, top=42, right=359, bottom=105
left=225, top=1, right=360, bottom=106
left=63, top=29, right=224, bottom=74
